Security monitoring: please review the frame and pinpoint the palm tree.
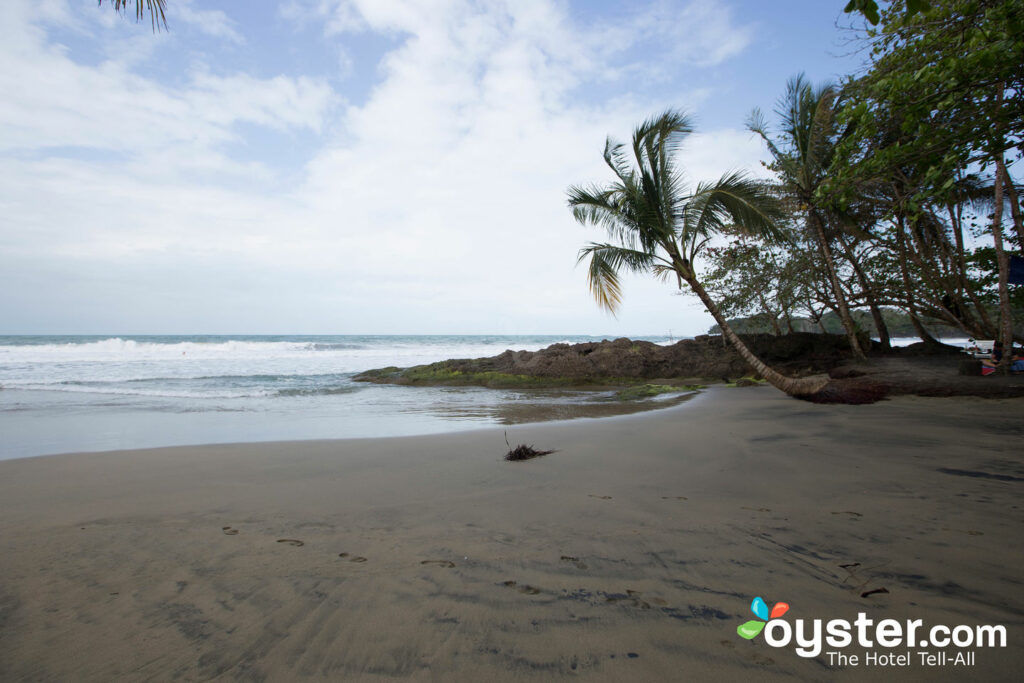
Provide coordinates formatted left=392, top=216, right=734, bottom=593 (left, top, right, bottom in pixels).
left=567, top=110, right=829, bottom=397
left=748, top=75, right=868, bottom=361
left=99, top=0, right=167, bottom=31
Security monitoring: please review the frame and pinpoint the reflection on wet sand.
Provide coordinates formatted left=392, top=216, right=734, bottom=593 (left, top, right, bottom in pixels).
left=402, top=390, right=699, bottom=424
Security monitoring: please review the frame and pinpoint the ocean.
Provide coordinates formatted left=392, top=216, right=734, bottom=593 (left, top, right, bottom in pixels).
left=0, top=334, right=677, bottom=460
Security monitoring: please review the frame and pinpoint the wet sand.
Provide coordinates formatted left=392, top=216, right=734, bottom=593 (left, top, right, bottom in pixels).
left=0, top=387, right=1022, bottom=681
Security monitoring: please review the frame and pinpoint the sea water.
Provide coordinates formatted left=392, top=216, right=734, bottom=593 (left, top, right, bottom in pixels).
left=0, top=335, right=675, bottom=459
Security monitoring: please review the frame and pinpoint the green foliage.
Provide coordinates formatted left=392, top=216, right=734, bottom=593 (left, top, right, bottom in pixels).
left=844, top=0, right=931, bottom=25
left=355, top=363, right=667, bottom=389
left=386, top=364, right=574, bottom=388
left=830, top=0, right=1024, bottom=211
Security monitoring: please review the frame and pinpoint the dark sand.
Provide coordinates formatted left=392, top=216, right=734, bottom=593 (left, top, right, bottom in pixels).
left=0, top=388, right=1022, bottom=681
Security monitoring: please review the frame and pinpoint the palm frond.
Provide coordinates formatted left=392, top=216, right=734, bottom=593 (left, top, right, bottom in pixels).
left=567, top=183, right=644, bottom=250
left=682, top=172, right=788, bottom=244
left=602, top=138, right=635, bottom=186
left=577, top=243, right=659, bottom=313
left=101, top=0, right=168, bottom=31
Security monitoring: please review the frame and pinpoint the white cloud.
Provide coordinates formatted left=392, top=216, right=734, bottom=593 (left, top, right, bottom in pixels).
left=0, top=0, right=764, bottom=334
left=175, top=0, right=244, bottom=43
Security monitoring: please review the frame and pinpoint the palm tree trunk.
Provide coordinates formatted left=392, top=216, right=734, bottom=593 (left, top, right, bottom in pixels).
left=683, top=275, right=828, bottom=396
left=808, top=210, right=867, bottom=360
left=992, top=160, right=1014, bottom=372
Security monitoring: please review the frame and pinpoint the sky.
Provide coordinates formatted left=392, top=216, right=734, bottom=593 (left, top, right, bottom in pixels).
left=0, top=0, right=872, bottom=336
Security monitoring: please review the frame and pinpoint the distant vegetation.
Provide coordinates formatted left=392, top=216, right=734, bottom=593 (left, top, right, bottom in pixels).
left=709, top=309, right=964, bottom=339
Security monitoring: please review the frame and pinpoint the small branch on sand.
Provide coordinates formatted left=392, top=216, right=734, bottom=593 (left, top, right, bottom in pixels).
left=504, top=431, right=555, bottom=461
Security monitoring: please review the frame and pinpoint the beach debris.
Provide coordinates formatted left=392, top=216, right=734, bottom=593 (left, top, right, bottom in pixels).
left=504, top=431, right=555, bottom=461
left=860, top=587, right=889, bottom=599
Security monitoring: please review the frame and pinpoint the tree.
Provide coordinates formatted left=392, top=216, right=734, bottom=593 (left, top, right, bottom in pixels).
left=99, top=0, right=167, bottom=31
left=567, top=111, right=829, bottom=397
left=832, top=0, right=1023, bottom=366
left=749, top=74, right=869, bottom=360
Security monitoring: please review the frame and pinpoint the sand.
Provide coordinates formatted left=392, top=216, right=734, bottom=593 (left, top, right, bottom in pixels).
left=0, top=387, right=1022, bottom=681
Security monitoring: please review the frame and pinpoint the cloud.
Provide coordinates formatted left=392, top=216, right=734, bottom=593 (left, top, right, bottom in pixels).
left=175, top=0, right=244, bottom=43
left=0, top=0, right=764, bottom=334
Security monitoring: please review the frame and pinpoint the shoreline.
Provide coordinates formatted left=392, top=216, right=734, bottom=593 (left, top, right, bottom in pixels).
left=2, top=388, right=1023, bottom=680
left=0, top=385, right=701, bottom=463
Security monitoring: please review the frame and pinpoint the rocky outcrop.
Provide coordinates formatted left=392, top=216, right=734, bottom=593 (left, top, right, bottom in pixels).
left=354, top=333, right=858, bottom=387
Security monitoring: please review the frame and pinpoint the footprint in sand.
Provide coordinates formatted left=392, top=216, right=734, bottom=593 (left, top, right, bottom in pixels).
left=560, top=555, right=588, bottom=570
left=338, top=553, right=367, bottom=562
left=831, top=511, right=863, bottom=518
left=839, top=561, right=890, bottom=599
left=588, top=494, right=613, bottom=500
left=222, top=526, right=239, bottom=536
left=277, top=539, right=304, bottom=547
left=421, top=560, right=456, bottom=568
left=741, top=506, right=771, bottom=512
left=661, top=496, right=688, bottom=501
left=605, top=589, right=664, bottom=609
left=502, top=580, right=541, bottom=595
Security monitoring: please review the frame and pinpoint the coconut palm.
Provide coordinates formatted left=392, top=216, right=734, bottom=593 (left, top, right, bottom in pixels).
left=567, top=110, right=829, bottom=397
left=748, top=74, right=868, bottom=360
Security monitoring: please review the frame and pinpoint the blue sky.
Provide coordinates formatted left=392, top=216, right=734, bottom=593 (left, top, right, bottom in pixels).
left=0, top=0, right=871, bottom=335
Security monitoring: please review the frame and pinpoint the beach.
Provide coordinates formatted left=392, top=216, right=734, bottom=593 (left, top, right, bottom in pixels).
left=1, top=387, right=1022, bottom=681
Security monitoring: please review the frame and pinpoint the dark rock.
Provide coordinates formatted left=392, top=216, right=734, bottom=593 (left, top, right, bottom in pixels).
left=354, top=333, right=856, bottom=385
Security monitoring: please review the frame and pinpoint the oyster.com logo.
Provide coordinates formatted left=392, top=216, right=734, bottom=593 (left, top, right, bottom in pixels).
left=737, top=596, right=789, bottom=640
left=733, top=594, right=1006, bottom=666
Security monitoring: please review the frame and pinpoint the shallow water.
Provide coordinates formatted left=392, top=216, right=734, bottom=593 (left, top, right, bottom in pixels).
left=0, top=334, right=683, bottom=459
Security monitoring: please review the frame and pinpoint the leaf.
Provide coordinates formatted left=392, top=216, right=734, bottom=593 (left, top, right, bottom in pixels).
left=737, top=620, right=766, bottom=640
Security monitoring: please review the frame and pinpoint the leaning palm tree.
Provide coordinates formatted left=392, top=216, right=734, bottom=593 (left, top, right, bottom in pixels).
left=567, top=110, right=829, bottom=397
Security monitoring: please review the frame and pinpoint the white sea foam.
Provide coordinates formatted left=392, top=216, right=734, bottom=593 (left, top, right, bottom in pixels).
left=0, top=337, right=561, bottom=364
left=0, top=336, right=633, bottom=398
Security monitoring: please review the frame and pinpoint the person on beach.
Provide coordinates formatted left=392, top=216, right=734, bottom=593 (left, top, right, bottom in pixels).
left=981, top=341, right=1003, bottom=375
left=981, top=341, right=1024, bottom=374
